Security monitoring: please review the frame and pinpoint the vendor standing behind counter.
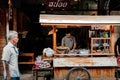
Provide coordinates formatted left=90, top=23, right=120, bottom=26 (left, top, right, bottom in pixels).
left=61, top=32, right=76, bottom=50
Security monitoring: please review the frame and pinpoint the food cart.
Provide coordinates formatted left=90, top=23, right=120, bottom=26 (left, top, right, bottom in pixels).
left=40, top=14, right=120, bottom=80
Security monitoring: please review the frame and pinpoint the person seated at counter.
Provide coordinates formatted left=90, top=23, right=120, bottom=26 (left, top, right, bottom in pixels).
left=61, top=31, right=76, bottom=50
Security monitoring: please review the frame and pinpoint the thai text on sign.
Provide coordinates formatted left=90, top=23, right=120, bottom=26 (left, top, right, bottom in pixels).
left=46, top=0, right=70, bottom=10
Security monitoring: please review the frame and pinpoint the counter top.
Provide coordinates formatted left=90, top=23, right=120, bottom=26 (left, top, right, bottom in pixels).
left=54, top=53, right=114, bottom=57
left=53, top=57, right=117, bottom=67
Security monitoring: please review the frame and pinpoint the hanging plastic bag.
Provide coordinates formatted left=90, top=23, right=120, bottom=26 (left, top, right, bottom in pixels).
left=43, top=48, right=54, bottom=57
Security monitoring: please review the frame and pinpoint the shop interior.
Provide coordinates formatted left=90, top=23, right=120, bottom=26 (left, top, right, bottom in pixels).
left=18, top=26, right=90, bottom=56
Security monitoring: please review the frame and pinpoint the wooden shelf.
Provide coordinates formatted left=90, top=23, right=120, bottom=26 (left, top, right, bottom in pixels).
left=19, top=62, right=34, bottom=64
left=91, top=38, right=111, bottom=39
left=19, top=53, right=34, bottom=64
left=43, top=57, right=54, bottom=61
left=90, top=26, right=114, bottom=54
left=19, top=53, right=34, bottom=57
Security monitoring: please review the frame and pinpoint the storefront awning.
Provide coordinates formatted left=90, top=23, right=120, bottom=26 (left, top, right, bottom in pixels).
left=40, top=14, right=120, bottom=26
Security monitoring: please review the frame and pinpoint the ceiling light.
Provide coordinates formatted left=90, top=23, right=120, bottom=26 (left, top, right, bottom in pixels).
left=74, top=0, right=78, bottom=2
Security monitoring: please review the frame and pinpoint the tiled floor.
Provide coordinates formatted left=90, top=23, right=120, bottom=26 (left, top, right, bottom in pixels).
left=0, top=76, right=3, bottom=80
left=21, top=73, right=33, bottom=80
left=0, top=71, right=119, bottom=80
left=20, top=71, right=54, bottom=80
left=0, top=71, right=45, bottom=80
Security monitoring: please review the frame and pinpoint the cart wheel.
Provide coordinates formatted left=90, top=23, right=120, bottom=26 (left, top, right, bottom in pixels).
left=66, top=67, right=91, bottom=80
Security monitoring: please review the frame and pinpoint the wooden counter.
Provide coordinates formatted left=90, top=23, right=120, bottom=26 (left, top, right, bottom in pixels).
left=53, top=57, right=117, bottom=67
left=53, top=57, right=117, bottom=80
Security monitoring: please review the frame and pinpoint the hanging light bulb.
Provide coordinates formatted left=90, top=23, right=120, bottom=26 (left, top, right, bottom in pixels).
left=74, top=0, right=78, bottom=1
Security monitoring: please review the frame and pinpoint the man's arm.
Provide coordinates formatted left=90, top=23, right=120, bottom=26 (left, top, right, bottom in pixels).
left=72, top=36, right=77, bottom=50
left=117, top=45, right=120, bottom=56
left=73, top=43, right=76, bottom=50
left=61, top=37, right=65, bottom=46
left=116, top=38, right=120, bottom=56
left=3, top=61, right=11, bottom=80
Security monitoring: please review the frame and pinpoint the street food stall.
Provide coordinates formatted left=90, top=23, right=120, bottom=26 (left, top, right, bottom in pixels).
left=39, top=14, right=120, bottom=80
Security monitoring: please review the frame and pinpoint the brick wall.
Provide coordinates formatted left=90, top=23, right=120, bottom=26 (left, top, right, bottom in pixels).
left=0, top=8, right=6, bottom=75
left=0, top=32, right=6, bottom=75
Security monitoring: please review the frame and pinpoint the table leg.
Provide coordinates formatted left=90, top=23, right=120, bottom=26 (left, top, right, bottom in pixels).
left=34, top=70, right=38, bottom=80
left=36, top=71, right=38, bottom=80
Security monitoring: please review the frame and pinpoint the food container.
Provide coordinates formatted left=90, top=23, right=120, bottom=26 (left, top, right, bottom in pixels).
left=68, top=50, right=79, bottom=54
left=56, top=46, right=70, bottom=54
left=79, top=49, right=90, bottom=57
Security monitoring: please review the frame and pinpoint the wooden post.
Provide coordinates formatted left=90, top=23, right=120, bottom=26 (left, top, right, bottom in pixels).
left=8, top=0, right=17, bottom=31
left=13, top=8, right=17, bottom=31
left=6, top=11, right=9, bottom=42
left=111, top=25, right=114, bottom=54
left=52, top=26, right=57, bottom=53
